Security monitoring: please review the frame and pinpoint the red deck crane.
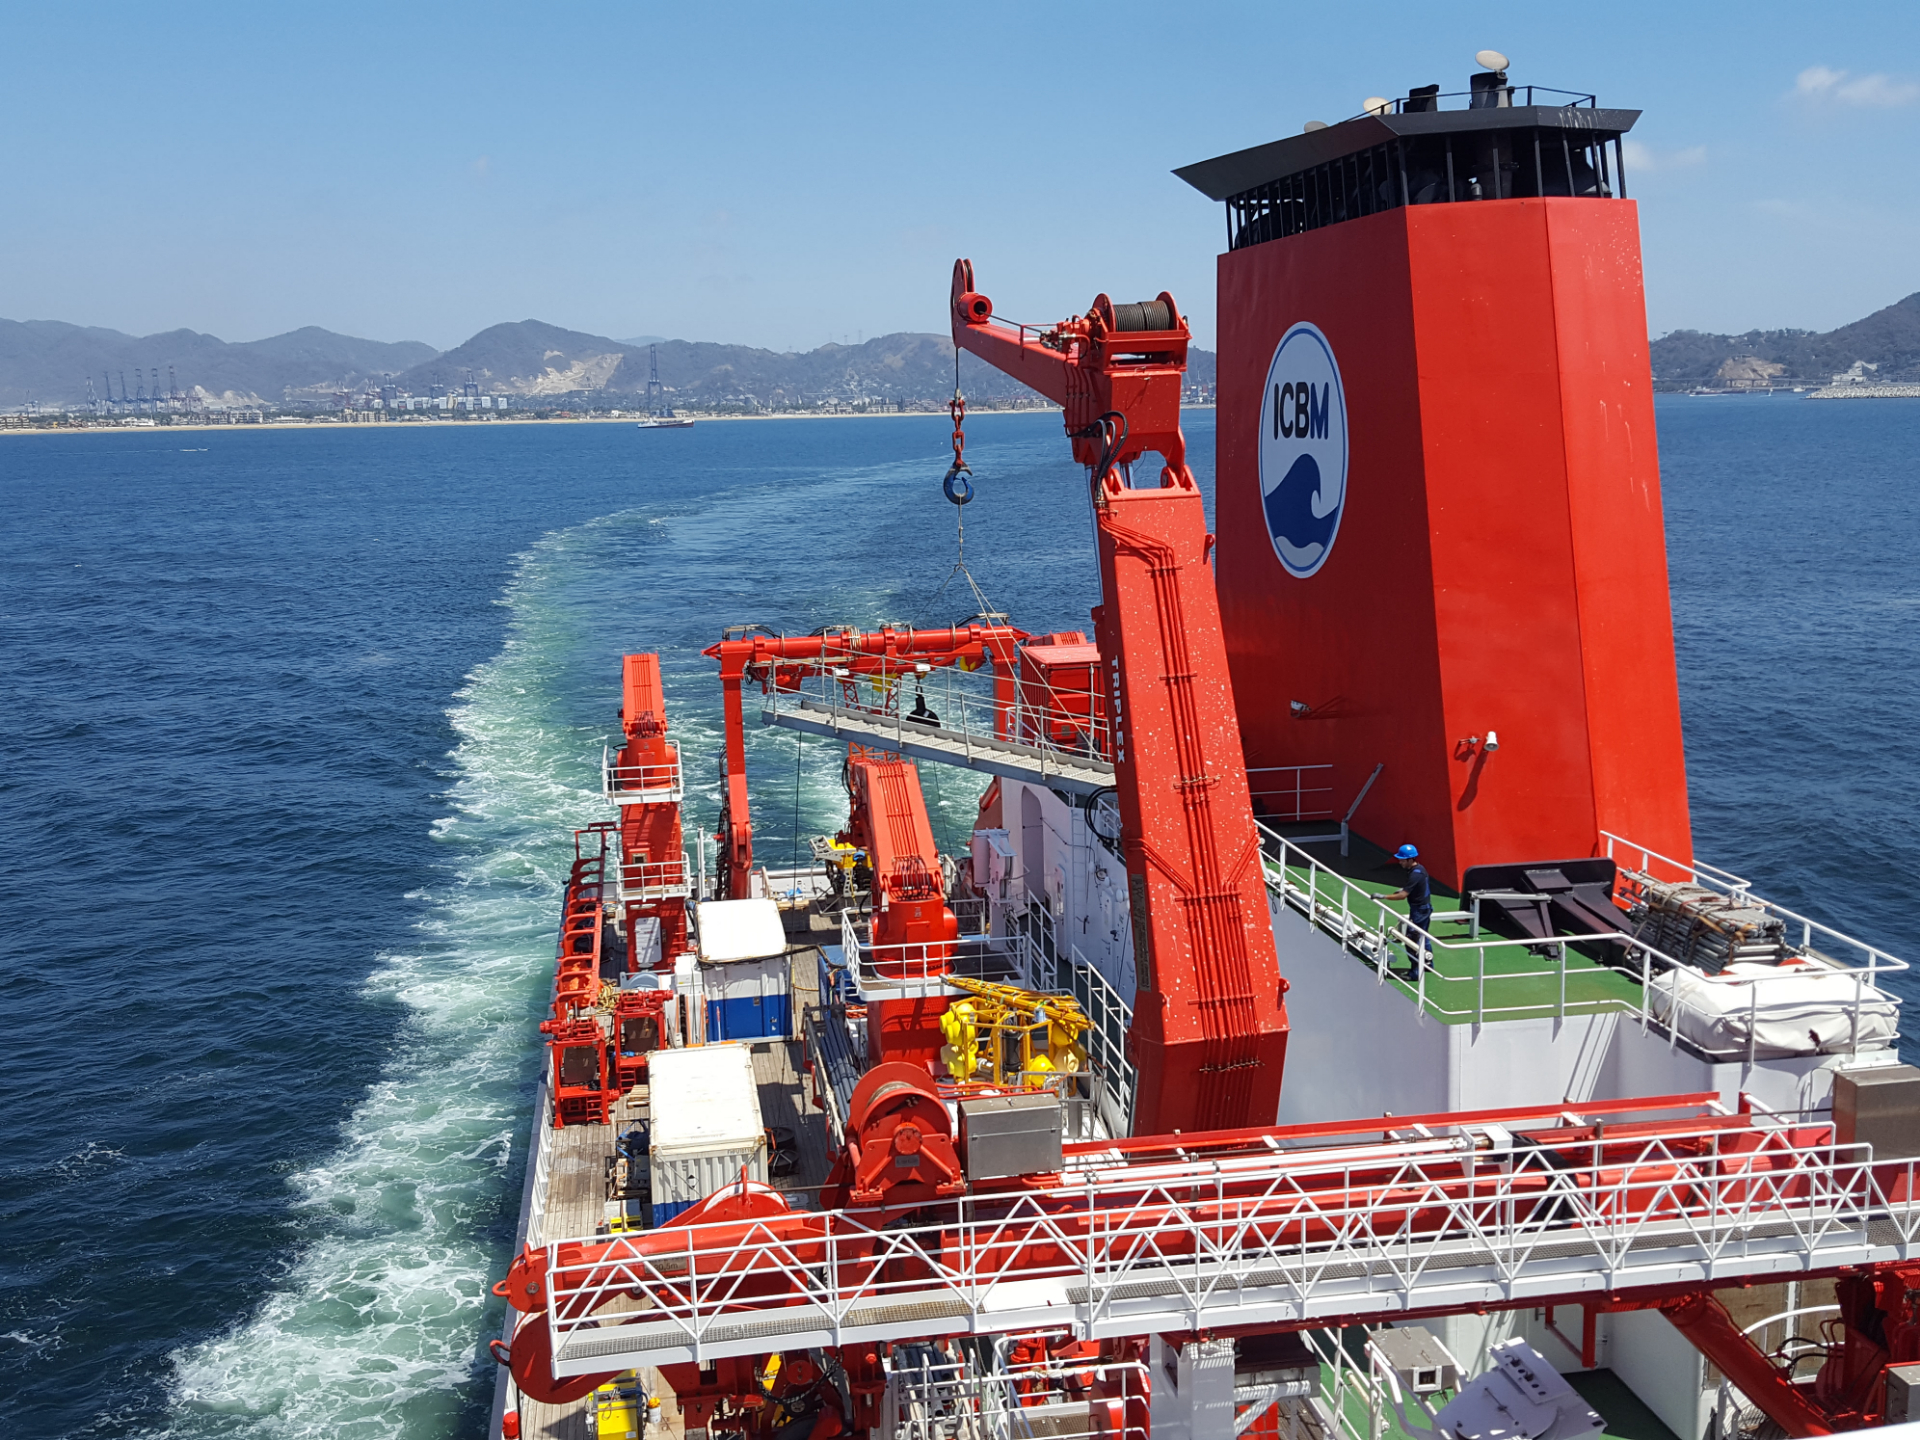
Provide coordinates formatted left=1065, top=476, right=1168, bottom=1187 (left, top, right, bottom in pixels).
left=948, top=261, right=1288, bottom=1136
left=610, top=653, right=688, bottom=966
left=702, top=622, right=1026, bottom=900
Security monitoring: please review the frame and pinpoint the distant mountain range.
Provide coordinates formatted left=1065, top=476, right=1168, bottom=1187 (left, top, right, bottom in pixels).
left=393, top=320, right=1217, bottom=408
left=1650, top=292, right=1920, bottom=389
left=0, top=316, right=1217, bottom=410
left=40, top=290, right=1920, bottom=406
left=0, top=320, right=437, bottom=407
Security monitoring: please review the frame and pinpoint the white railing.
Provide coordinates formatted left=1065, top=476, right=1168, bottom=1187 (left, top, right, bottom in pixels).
left=840, top=910, right=1019, bottom=1000
left=1008, top=929, right=1137, bottom=1141
left=879, top=1348, right=1151, bottom=1440
left=1248, top=764, right=1335, bottom=823
left=1712, top=1299, right=1846, bottom=1440
left=524, top=1079, right=558, bottom=1250
left=832, top=913, right=1135, bottom=1139
left=601, top=746, right=685, bottom=804
left=1260, top=823, right=1904, bottom=1055
left=764, top=666, right=1114, bottom=777
left=1602, top=831, right=1905, bottom=980
left=617, top=852, right=693, bottom=903
left=536, top=1110, right=1920, bottom=1371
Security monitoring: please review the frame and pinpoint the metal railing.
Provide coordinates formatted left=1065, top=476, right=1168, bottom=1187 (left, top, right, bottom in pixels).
left=601, top=746, right=685, bottom=804
left=840, top=910, right=1024, bottom=1000
left=1602, top=831, right=1906, bottom=981
left=1259, top=825, right=1904, bottom=1054
left=879, top=1347, right=1151, bottom=1440
left=536, top=1110, right=1920, bottom=1371
left=1712, top=1299, right=1846, bottom=1440
left=617, top=851, right=693, bottom=903
left=1249, top=764, right=1334, bottom=823
left=764, top=665, right=1113, bottom=777
left=524, top=1078, right=558, bottom=1250
left=1012, top=930, right=1137, bottom=1141
left=1346, top=85, right=1599, bottom=120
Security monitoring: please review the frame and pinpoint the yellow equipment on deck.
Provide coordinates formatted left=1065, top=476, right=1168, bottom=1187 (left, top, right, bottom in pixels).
left=592, top=1372, right=652, bottom=1439
left=938, top=976, right=1090, bottom=1088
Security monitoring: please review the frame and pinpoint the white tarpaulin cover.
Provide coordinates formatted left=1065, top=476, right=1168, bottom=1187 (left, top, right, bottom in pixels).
left=1648, top=958, right=1898, bottom=1058
left=647, top=1044, right=764, bottom=1156
left=696, top=898, right=786, bottom=963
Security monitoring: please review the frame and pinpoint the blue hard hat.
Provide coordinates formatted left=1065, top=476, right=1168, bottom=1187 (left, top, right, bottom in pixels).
left=1395, top=843, right=1419, bottom=860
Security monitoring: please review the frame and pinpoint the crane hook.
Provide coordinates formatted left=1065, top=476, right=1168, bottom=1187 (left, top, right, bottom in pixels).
left=943, top=461, right=973, bottom=506
left=944, top=376, right=973, bottom=505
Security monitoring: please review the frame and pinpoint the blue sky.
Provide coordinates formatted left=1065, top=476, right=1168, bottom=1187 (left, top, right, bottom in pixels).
left=1, top=1, right=1915, bottom=352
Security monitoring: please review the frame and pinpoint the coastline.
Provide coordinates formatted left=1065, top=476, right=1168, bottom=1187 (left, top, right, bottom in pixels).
left=0, top=405, right=1213, bottom=438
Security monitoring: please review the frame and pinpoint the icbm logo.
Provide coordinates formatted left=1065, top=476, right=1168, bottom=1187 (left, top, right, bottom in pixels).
left=1258, top=323, right=1348, bottom=579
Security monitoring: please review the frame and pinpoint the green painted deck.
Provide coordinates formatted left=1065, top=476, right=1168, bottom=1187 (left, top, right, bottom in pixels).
left=1262, top=832, right=1646, bottom=1026
left=1324, top=1361, right=1680, bottom=1440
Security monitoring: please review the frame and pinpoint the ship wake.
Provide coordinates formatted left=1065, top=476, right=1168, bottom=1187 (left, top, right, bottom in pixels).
left=160, top=520, right=614, bottom=1439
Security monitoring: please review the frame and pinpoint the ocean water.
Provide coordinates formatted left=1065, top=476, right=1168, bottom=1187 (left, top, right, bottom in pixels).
left=0, top=398, right=1913, bottom=1437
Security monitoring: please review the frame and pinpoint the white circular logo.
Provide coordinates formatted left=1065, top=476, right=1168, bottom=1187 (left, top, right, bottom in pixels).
left=1258, top=323, right=1348, bottom=579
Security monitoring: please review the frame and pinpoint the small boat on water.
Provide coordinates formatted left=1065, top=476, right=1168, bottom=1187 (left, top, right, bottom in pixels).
left=634, top=411, right=694, bottom=429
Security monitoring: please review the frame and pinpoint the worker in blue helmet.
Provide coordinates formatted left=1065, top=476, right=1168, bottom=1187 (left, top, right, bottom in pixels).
left=1383, top=843, right=1433, bottom=974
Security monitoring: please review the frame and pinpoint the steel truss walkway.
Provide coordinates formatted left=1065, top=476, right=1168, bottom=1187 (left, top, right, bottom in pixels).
left=516, top=1096, right=1920, bottom=1375
left=762, top=696, right=1114, bottom=796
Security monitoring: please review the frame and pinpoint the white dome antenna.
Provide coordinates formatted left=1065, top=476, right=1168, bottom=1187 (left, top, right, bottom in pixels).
left=1476, top=49, right=1510, bottom=71
left=1363, top=96, right=1392, bottom=116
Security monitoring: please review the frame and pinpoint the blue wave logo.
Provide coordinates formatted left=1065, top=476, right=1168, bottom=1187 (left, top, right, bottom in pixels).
left=1258, top=324, right=1347, bottom=578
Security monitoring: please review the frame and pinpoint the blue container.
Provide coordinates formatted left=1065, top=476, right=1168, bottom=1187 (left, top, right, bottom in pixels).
left=700, top=953, right=791, bottom=1042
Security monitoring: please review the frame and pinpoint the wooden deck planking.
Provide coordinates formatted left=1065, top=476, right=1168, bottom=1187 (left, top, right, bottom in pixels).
left=514, top=947, right=832, bottom=1438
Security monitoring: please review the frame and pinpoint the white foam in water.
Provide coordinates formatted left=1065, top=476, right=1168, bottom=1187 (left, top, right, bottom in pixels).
left=161, top=525, right=610, bottom=1438
left=155, top=451, right=1011, bottom=1436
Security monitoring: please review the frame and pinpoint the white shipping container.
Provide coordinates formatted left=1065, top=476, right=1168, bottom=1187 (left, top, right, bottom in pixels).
left=647, top=1044, right=767, bottom=1221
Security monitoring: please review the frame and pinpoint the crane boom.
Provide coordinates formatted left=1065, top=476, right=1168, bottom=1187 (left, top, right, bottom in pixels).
left=949, top=260, right=1287, bottom=1134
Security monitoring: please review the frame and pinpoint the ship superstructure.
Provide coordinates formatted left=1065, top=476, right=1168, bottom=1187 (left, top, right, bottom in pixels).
left=489, top=56, right=1918, bottom=1440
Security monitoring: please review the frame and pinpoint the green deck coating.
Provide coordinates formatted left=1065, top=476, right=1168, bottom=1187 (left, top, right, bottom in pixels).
left=1263, top=844, right=1646, bottom=1026
left=1567, top=1369, right=1685, bottom=1440
left=1319, top=1360, right=1679, bottom=1440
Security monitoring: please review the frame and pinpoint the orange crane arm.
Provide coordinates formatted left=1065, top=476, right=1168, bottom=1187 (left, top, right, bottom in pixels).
left=701, top=622, right=1026, bottom=901
left=949, top=260, right=1288, bottom=1134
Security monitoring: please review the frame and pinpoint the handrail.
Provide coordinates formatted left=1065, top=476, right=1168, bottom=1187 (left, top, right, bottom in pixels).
left=1259, top=823, right=1904, bottom=1052
left=601, top=746, right=685, bottom=803
left=1343, top=84, right=1601, bottom=121
left=765, top=664, right=1113, bottom=780
left=1062, top=941, right=1136, bottom=1140
left=617, top=852, right=692, bottom=902
left=534, top=1116, right=1920, bottom=1369
left=1601, top=830, right=1903, bottom=980
left=839, top=910, right=1017, bottom=1000
left=881, top=1352, right=1152, bottom=1440
left=1247, top=763, right=1335, bottom=823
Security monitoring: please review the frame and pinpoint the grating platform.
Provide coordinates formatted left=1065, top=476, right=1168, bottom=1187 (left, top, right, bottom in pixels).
left=762, top=698, right=1114, bottom=795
